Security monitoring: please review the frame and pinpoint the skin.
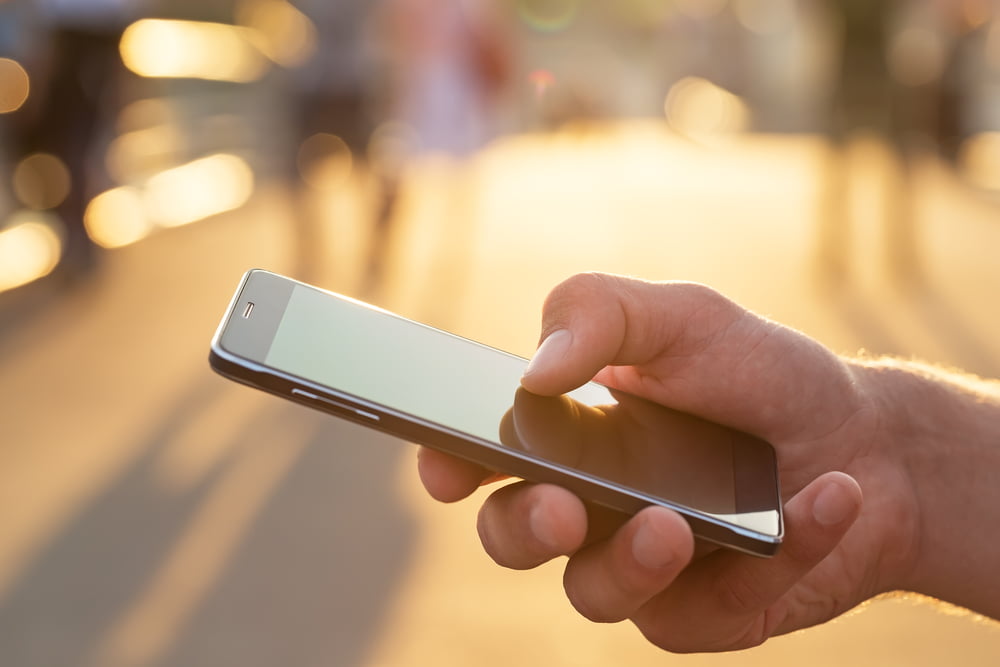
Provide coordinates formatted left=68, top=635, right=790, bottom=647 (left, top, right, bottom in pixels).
left=417, top=272, right=1000, bottom=653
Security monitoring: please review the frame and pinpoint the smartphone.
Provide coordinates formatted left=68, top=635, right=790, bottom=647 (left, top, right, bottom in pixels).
left=209, top=270, right=783, bottom=556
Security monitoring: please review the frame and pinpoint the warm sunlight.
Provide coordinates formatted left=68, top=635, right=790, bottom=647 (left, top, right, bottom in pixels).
left=144, top=154, right=255, bottom=228
left=119, top=19, right=269, bottom=83
left=0, top=57, right=30, bottom=113
left=0, top=215, right=62, bottom=292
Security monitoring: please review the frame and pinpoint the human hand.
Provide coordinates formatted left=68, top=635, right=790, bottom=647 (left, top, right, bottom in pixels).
left=418, top=273, right=921, bottom=652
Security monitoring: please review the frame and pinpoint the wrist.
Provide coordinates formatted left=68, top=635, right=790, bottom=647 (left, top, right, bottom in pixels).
left=856, top=358, right=1000, bottom=617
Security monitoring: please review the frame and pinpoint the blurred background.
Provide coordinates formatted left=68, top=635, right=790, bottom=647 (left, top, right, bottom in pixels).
left=2, top=0, right=1000, bottom=664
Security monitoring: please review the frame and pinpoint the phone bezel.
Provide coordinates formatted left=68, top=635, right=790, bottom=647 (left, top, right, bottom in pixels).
left=210, top=270, right=784, bottom=556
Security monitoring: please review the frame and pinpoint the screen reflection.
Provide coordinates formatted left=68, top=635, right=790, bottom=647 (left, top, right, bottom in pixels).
left=499, top=387, right=741, bottom=515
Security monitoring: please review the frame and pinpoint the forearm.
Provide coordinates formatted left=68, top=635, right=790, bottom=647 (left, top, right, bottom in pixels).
left=858, top=358, right=1000, bottom=618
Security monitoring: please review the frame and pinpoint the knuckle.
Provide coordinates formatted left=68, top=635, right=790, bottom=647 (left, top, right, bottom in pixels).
left=633, top=616, right=703, bottom=654
left=477, top=483, right=568, bottom=571
left=561, top=530, right=676, bottom=625
left=542, top=272, right=616, bottom=324
left=564, top=582, right=612, bottom=623
left=475, top=486, right=528, bottom=568
left=711, top=564, right=772, bottom=615
left=555, top=271, right=620, bottom=296
left=671, top=282, right=744, bottom=330
left=727, top=616, right=772, bottom=650
left=636, top=611, right=771, bottom=654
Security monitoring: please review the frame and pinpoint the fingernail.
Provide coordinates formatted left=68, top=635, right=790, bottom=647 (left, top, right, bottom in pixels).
left=631, top=517, right=674, bottom=571
left=529, top=501, right=560, bottom=552
left=812, top=481, right=855, bottom=527
left=524, top=329, right=572, bottom=379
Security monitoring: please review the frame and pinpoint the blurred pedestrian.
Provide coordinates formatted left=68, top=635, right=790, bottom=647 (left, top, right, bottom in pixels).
left=363, top=0, right=511, bottom=294
left=15, top=0, right=139, bottom=280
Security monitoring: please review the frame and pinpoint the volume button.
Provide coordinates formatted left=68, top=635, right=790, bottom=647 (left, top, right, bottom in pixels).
left=291, top=388, right=380, bottom=422
left=353, top=408, right=380, bottom=422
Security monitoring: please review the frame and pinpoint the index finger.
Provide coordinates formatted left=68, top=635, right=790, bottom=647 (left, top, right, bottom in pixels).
left=417, top=447, right=506, bottom=502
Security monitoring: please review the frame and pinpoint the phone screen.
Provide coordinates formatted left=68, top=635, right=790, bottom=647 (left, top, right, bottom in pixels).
left=266, top=284, right=531, bottom=446
left=213, top=271, right=781, bottom=548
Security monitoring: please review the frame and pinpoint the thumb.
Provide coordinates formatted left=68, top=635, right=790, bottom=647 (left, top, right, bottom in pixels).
left=519, top=272, right=741, bottom=400
left=519, top=272, right=863, bottom=444
left=519, top=272, right=747, bottom=400
left=521, top=274, right=633, bottom=396
left=522, top=329, right=585, bottom=394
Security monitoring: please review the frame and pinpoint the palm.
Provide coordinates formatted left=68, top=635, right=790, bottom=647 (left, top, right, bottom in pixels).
left=620, top=396, right=917, bottom=651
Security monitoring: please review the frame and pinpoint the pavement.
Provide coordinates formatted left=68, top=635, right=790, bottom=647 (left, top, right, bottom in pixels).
left=2, top=123, right=1000, bottom=666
